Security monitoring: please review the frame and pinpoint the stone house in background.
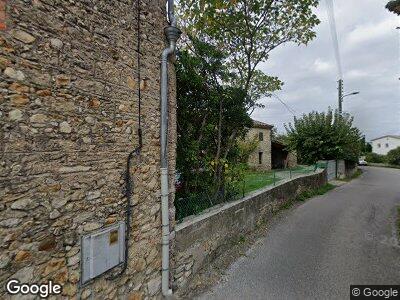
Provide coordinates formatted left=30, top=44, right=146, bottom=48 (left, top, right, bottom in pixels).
left=247, top=120, right=273, bottom=170
left=246, top=120, right=297, bottom=170
left=271, top=140, right=297, bottom=169
left=0, top=0, right=177, bottom=299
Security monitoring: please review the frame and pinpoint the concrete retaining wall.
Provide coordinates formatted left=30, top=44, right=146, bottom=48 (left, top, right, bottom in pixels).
left=172, top=169, right=327, bottom=290
left=337, top=160, right=346, bottom=179
left=319, top=159, right=357, bottom=180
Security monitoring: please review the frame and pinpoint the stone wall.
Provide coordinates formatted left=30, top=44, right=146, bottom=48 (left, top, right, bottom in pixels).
left=287, top=151, right=297, bottom=168
left=247, top=127, right=272, bottom=170
left=0, top=0, right=176, bottom=299
left=173, top=169, right=327, bottom=290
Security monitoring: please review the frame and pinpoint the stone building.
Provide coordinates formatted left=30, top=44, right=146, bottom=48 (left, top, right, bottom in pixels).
left=246, top=120, right=273, bottom=170
left=271, top=140, right=297, bottom=169
left=0, top=0, right=177, bottom=299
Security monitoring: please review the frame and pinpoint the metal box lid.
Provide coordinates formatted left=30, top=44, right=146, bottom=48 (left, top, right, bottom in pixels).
left=81, top=222, right=125, bottom=284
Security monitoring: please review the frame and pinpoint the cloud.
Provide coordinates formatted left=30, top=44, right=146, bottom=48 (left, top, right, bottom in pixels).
left=345, top=18, right=398, bottom=47
left=254, top=0, right=400, bottom=140
left=313, top=58, right=334, bottom=73
left=345, top=69, right=370, bottom=80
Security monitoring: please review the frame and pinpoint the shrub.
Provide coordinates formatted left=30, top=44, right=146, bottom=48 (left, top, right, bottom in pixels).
left=386, top=147, right=400, bottom=165
left=285, top=109, right=362, bottom=164
left=365, top=152, right=386, bottom=163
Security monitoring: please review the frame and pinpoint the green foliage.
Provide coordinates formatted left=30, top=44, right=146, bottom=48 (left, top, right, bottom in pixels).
left=386, top=0, right=400, bottom=15
left=365, top=143, right=372, bottom=153
left=175, top=162, right=247, bottom=221
left=274, top=134, right=289, bottom=145
left=386, top=147, right=400, bottom=165
left=175, top=193, right=214, bottom=221
left=178, top=0, right=320, bottom=107
left=271, top=127, right=289, bottom=145
left=364, top=147, right=400, bottom=166
left=238, top=235, right=246, bottom=244
left=296, top=184, right=335, bottom=202
left=237, top=136, right=259, bottom=163
left=176, top=38, right=252, bottom=205
left=340, top=169, right=362, bottom=182
left=360, top=136, right=372, bottom=154
left=365, top=152, right=386, bottom=163
left=284, top=109, right=363, bottom=164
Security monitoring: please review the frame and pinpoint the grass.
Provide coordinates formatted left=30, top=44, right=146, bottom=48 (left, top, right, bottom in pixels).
left=241, top=170, right=279, bottom=195
left=340, top=168, right=363, bottom=182
left=296, top=183, right=336, bottom=202
left=276, top=183, right=336, bottom=212
left=241, top=165, right=318, bottom=195
left=397, top=207, right=400, bottom=240
left=367, top=163, right=400, bottom=169
left=177, top=165, right=321, bottom=221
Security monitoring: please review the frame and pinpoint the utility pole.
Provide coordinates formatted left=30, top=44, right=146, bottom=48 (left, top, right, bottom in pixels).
left=338, top=79, right=343, bottom=114
left=338, top=80, right=359, bottom=114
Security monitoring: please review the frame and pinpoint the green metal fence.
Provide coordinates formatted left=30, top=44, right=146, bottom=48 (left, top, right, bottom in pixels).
left=175, top=164, right=320, bottom=222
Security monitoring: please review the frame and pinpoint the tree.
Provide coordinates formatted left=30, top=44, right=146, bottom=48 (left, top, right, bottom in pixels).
left=365, top=153, right=385, bottom=164
left=386, top=147, right=400, bottom=165
left=271, top=127, right=288, bottom=144
left=176, top=38, right=252, bottom=202
left=360, top=136, right=372, bottom=154
left=179, top=0, right=320, bottom=108
left=386, top=0, right=400, bottom=15
left=237, top=136, right=259, bottom=163
left=284, top=109, right=363, bottom=164
left=365, top=143, right=372, bottom=153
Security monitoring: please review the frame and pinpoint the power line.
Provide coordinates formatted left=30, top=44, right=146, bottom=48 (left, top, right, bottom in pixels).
left=271, top=94, right=297, bottom=116
left=325, top=0, right=343, bottom=79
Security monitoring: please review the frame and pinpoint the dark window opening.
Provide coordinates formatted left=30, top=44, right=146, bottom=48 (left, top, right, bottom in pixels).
left=259, top=132, right=263, bottom=141
left=259, top=152, right=263, bottom=164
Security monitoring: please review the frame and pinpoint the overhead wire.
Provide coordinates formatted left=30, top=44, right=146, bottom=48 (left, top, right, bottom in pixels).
left=271, top=94, right=297, bottom=116
left=325, top=0, right=343, bottom=79
left=109, top=0, right=142, bottom=279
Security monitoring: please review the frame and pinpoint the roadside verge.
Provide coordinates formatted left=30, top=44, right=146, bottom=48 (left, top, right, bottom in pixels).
left=172, top=168, right=327, bottom=294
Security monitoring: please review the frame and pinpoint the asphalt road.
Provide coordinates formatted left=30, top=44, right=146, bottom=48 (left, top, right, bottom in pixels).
left=197, top=167, right=400, bottom=299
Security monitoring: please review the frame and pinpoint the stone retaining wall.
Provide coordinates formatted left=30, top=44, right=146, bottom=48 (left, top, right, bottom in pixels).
left=172, top=169, right=327, bottom=290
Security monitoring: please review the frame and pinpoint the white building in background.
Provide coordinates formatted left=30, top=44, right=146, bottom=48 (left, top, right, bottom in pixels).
left=371, top=135, right=400, bottom=155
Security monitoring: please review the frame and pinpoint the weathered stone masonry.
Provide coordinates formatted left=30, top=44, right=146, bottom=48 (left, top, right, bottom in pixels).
left=173, top=169, right=327, bottom=290
left=0, top=0, right=176, bottom=299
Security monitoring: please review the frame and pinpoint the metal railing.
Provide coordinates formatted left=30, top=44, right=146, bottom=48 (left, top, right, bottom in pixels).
left=175, top=164, right=319, bottom=222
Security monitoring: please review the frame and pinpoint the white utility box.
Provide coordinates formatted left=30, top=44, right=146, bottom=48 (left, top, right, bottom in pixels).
left=81, top=222, right=125, bottom=284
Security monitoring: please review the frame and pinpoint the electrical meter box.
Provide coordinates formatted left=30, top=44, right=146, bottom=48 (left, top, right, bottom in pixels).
left=81, top=222, right=125, bottom=284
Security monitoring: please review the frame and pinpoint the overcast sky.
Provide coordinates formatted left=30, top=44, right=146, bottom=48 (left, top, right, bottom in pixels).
left=252, top=0, right=399, bottom=141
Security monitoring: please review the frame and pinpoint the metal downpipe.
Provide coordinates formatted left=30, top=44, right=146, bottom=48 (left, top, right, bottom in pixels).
left=160, top=42, right=174, bottom=297
left=160, top=0, right=181, bottom=295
